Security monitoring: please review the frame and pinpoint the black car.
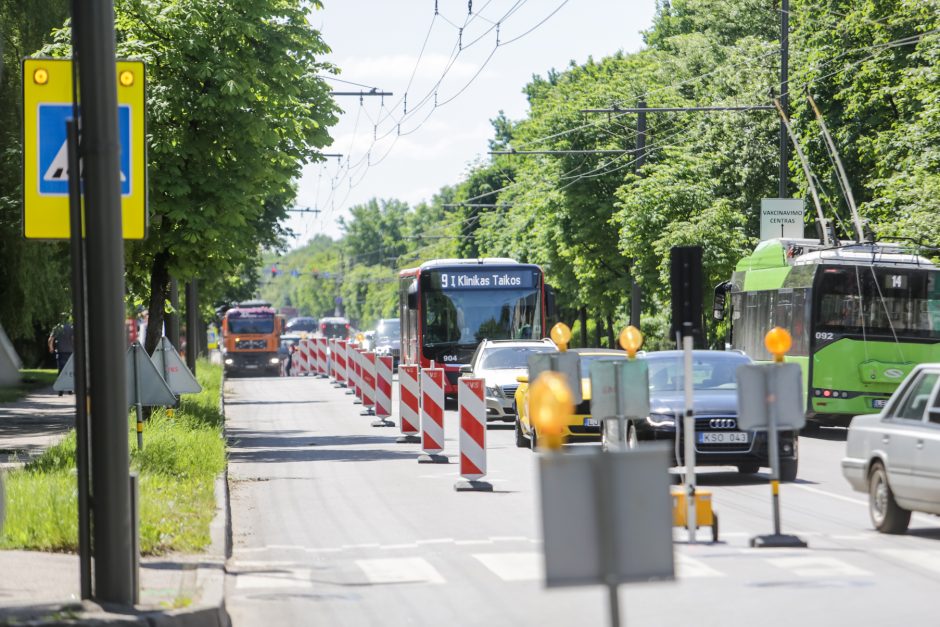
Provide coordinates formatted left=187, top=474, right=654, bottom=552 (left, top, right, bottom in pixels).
left=285, top=316, right=318, bottom=334
left=624, top=350, right=798, bottom=481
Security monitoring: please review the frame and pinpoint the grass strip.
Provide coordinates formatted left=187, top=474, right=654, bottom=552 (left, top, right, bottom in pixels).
left=0, top=369, right=59, bottom=403
left=0, top=359, right=226, bottom=555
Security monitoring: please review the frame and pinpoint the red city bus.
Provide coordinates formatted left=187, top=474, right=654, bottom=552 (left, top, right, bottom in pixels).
left=399, top=258, right=551, bottom=396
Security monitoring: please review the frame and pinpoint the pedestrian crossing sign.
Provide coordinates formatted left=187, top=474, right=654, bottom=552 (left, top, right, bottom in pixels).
left=23, top=58, right=146, bottom=240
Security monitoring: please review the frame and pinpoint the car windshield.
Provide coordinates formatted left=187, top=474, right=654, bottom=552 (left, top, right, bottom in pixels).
left=646, top=354, right=747, bottom=392
left=376, top=320, right=401, bottom=343
left=228, top=317, right=274, bottom=334
left=481, top=345, right=554, bottom=370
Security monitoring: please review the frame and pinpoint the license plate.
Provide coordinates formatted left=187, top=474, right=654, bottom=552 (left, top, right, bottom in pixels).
left=245, top=364, right=258, bottom=369
left=871, top=399, right=888, bottom=409
left=698, top=431, right=749, bottom=444
left=583, top=418, right=599, bottom=427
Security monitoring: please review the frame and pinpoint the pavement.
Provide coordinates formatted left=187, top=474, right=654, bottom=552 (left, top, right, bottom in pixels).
left=0, top=387, right=229, bottom=626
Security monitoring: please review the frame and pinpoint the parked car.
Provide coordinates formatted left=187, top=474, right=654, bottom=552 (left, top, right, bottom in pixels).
left=842, top=364, right=940, bottom=534
left=514, top=348, right=628, bottom=449
left=319, top=317, right=350, bottom=339
left=462, top=338, right=556, bottom=422
left=632, top=350, right=799, bottom=481
left=373, top=318, right=401, bottom=367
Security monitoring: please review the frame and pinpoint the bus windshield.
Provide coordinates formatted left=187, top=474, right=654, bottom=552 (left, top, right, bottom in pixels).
left=815, top=266, right=940, bottom=338
left=422, top=288, right=541, bottom=350
left=228, top=317, right=275, bottom=335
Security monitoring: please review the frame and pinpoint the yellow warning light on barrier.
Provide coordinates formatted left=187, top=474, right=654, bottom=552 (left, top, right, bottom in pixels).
left=764, top=327, right=792, bottom=363
left=356, top=332, right=364, bottom=343
left=619, top=325, right=643, bottom=359
left=119, top=70, right=135, bottom=87
left=529, top=371, right=573, bottom=451
left=33, top=67, right=49, bottom=85
left=550, top=322, right=572, bottom=352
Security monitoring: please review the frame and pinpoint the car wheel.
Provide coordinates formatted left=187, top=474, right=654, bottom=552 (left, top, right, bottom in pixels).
left=779, top=457, right=798, bottom=482
left=868, top=461, right=911, bottom=534
left=514, top=418, right=527, bottom=448
left=529, top=426, right=538, bottom=452
left=600, top=421, right=609, bottom=452
left=737, top=462, right=760, bottom=474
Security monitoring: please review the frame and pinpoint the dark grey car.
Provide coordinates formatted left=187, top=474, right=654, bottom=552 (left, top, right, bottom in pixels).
left=627, top=350, right=799, bottom=481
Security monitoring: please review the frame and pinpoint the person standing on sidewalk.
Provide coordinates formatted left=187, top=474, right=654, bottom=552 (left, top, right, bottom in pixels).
left=48, top=318, right=74, bottom=395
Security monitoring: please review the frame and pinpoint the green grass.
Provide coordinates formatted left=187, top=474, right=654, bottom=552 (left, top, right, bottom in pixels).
left=0, top=369, right=59, bottom=403
left=0, top=360, right=226, bottom=555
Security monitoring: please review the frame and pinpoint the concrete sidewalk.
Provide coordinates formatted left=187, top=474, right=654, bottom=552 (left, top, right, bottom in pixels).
left=0, top=388, right=229, bottom=626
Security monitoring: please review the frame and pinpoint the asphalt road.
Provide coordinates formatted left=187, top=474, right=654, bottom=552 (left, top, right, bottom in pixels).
left=224, top=375, right=940, bottom=627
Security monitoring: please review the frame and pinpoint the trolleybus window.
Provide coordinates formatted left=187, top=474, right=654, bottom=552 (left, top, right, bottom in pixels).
left=815, top=267, right=940, bottom=338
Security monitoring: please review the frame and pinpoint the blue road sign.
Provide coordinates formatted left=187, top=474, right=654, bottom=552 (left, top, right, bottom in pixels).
left=37, top=103, right=131, bottom=196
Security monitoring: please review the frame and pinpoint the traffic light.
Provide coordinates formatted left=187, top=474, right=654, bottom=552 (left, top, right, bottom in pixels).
left=669, top=246, right=703, bottom=346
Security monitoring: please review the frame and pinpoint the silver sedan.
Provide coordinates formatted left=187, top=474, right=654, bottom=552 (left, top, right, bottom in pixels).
left=842, top=364, right=940, bottom=533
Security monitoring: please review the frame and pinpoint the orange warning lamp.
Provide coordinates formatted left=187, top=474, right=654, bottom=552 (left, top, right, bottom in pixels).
left=764, top=327, right=792, bottom=363
left=529, top=371, right=573, bottom=451
left=619, top=325, right=643, bottom=359
left=550, top=322, right=572, bottom=352
left=356, top=332, right=364, bottom=343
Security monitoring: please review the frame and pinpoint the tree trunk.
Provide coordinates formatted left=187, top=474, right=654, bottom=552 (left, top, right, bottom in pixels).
left=606, top=314, right=615, bottom=348
left=144, top=250, right=171, bottom=355
left=579, top=307, right=588, bottom=348
left=593, top=313, right=602, bottom=348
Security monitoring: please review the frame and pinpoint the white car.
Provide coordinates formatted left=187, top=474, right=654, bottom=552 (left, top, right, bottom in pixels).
left=461, top=339, right=556, bottom=422
left=842, top=364, right=940, bottom=533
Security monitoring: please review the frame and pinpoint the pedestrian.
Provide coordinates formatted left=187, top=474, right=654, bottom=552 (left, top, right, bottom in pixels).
left=48, top=317, right=74, bottom=396
left=285, top=343, right=297, bottom=377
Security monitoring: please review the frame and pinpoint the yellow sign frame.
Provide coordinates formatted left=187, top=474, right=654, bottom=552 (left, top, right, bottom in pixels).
left=22, top=57, right=147, bottom=240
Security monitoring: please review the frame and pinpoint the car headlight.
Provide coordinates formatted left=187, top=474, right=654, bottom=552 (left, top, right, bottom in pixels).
left=646, top=413, right=676, bottom=428
left=270, top=357, right=280, bottom=364
left=485, top=386, right=499, bottom=398
left=224, top=358, right=234, bottom=365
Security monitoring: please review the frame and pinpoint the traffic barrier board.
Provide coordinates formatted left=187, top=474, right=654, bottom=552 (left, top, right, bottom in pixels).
left=419, top=368, right=447, bottom=463
left=398, top=365, right=421, bottom=443
left=456, top=378, right=492, bottom=491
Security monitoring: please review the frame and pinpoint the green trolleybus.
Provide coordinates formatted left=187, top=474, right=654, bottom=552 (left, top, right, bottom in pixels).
left=718, top=238, right=940, bottom=427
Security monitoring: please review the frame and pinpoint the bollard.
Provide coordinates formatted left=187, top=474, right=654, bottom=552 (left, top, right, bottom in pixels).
left=347, top=342, right=360, bottom=399
left=299, top=338, right=314, bottom=376
left=360, top=351, right=377, bottom=416
left=397, top=365, right=421, bottom=443
left=418, top=367, right=448, bottom=463
left=456, top=378, right=492, bottom=491
left=373, top=355, right=395, bottom=427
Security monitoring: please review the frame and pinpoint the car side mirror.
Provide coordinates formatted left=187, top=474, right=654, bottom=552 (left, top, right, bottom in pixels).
left=516, top=375, right=528, bottom=384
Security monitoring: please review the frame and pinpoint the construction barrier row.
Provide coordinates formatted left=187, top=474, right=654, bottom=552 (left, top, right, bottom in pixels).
left=318, top=343, right=491, bottom=491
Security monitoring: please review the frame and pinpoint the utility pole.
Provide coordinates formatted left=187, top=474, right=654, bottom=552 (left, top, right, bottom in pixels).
left=72, top=0, right=134, bottom=605
left=779, top=0, right=790, bottom=198
left=630, top=100, right=647, bottom=329
left=185, top=280, right=198, bottom=375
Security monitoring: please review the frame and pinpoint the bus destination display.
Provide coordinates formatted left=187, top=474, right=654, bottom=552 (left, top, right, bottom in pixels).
left=430, top=269, right=536, bottom=290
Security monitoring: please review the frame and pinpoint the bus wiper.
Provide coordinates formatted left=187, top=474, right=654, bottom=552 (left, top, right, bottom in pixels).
left=423, top=341, right=458, bottom=348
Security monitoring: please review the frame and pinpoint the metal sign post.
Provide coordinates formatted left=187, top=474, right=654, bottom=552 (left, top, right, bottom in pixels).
left=736, top=327, right=807, bottom=549
left=590, top=359, right=649, bottom=451
left=682, top=326, right=696, bottom=543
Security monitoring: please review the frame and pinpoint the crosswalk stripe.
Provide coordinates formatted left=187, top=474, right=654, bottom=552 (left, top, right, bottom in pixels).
left=356, top=557, right=445, bottom=584
left=676, top=555, right=725, bottom=578
left=765, top=556, right=872, bottom=577
left=877, top=549, right=940, bottom=576
left=235, top=568, right=311, bottom=589
left=473, top=552, right=543, bottom=582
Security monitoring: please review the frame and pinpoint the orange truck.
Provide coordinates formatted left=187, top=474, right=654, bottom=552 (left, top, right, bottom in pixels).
left=221, top=301, right=283, bottom=376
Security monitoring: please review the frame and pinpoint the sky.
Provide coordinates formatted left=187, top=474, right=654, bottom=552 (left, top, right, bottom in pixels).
left=286, top=0, right=659, bottom=247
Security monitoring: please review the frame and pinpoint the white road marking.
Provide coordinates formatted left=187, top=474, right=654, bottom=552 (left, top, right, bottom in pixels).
left=380, top=543, right=420, bottom=550
left=356, top=557, right=445, bottom=585
left=473, top=552, right=543, bottom=582
left=235, top=568, right=311, bottom=589
left=765, top=556, right=872, bottom=577
left=490, top=536, right=532, bottom=542
left=455, top=539, right=493, bottom=546
left=676, top=555, right=725, bottom=578
left=877, top=550, right=940, bottom=576
left=416, top=538, right=455, bottom=545
left=789, top=484, right=868, bottom=507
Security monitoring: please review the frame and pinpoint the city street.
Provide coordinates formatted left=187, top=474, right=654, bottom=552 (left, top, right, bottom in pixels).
left=224, top=375, right=940, bottom=627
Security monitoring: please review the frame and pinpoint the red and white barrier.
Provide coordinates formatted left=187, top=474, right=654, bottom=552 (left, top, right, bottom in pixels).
left=347, top=343, right=361, bottom=400
left=316, top=337, right=327, bottom=377
left=334, top=339, right=348, bottom=386
left=397, top=365, right=421, bottom=443
left=456, top=378, right=492, bottom=490
left=361, top=351, right=376, bottom=412
left=419, top=368, right=447, bottom=463
left=374, top=355, right=394, bottom=424
left=328, top=339, right=336, bottom=380
left=298, top=338, right=314, bottom=375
